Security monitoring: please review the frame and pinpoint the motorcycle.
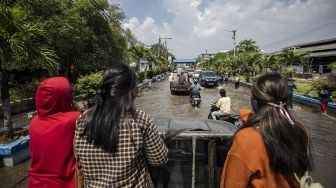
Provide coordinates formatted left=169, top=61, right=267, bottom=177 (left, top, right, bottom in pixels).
left=207, top=103, right=243, bottom=127
left=190, top=94, right=201, bottom=107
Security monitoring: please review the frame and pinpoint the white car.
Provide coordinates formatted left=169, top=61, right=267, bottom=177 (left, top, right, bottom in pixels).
left=193, top=70, right=202, bottom=79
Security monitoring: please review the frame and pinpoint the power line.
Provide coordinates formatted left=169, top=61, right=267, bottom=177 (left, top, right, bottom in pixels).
left=128, top=19, right=149, bottom=36
left=261, top=19, right=336, bottom=48
left=89, top=0, right=144, bottom=46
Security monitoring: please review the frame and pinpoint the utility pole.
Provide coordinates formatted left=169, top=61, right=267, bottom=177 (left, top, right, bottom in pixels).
left=223, top=29, right=238, bottom=58
left=232, top=30, right=237, bottom=58
left=164, top=38, right=168, bottom=59
left=157, top=36, right=161, bottom=56
left=159, top=36, right=172, bottom=59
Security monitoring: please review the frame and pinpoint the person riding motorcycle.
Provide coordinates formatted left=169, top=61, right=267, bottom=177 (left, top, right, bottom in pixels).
left=211, top=88, right=231, bottom=120
left=189, top=80, right=201, bottom=101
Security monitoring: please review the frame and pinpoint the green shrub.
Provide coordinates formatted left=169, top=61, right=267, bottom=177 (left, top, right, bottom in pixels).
left=74, top=72, right=103, bottom=100
left=137, top=72, right=145, bottom=82
left=294, top=79, right=316, bottom=96
left=8, top=78, right=45, bottom=101
left=311, top=77, right=336, bottom=98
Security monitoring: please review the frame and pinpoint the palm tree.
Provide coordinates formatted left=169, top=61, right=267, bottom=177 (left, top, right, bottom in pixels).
left=280, top=48, right=308, bottom=77
left=263, top=54, right=280, bottom=73
left=0, top=6, right=57, bottom=138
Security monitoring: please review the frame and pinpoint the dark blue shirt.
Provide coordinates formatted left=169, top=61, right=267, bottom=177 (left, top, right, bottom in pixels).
left=319, top=89, right=331, bottom=103
left=287, top=81, right=297, bottom=95
left=178, top=74, right=186, bottom=84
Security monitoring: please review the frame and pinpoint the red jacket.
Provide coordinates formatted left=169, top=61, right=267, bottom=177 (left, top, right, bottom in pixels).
left=28, top=77, right=80, bottom=188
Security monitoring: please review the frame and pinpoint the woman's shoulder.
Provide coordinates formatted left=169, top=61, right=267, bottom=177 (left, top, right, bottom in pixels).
left=134, top=109, right=150, bottom=122
left=75, top=109, right=91, bottom=128
left=65, top=111, right=81, bottom=119
left=237, top=126, right=259, bottom=134
left=132, top=109, right=154, bottom=126
left=235, top=127, right=263, bottom=146
left=230, top=127, right=266, bottom=160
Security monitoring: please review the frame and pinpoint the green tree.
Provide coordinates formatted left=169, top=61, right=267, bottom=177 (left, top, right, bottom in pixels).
left=0, top=5, right=57, bottom=138
left=20, top=0, right=128, bottom=80
left=263, top=54, right=281, bottom=73
left=280, top=48, right=309, bottom=77
left=235, top=39, right=262, bottom=81
left=327, top=61, right=336, bottom=72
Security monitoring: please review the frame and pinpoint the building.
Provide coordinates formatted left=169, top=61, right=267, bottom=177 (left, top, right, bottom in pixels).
left=289, top=38, right=336, bottom=73
left=196, top=53, right=216, bottom=68
left=198, top=53, right=216, bottom=61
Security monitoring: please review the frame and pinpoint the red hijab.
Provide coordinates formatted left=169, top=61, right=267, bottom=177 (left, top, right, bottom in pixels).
left=28, top=77, right=80, bottom=188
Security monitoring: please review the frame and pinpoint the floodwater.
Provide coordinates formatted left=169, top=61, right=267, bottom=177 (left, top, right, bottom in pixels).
left=135, top=78, right=336, bottom=188
left=1, top=77, right=335, bottom=187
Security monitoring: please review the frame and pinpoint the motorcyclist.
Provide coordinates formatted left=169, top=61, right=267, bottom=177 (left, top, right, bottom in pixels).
left=189, top=80, right=201, bottom=100
left=211, top=88, right=231, bottom=120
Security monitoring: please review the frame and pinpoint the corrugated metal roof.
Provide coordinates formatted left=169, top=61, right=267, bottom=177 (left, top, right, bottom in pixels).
left=310, top=50, right=336, bottom=57
left=290, top=38, right=336, bottom=48
left=296, top=43, right=336, bottom=52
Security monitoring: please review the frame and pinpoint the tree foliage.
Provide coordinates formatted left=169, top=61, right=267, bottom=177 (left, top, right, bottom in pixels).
left=16, top=0, right=128, bottom=81
left=199, top=39, right=311, bottom=82
left=0, top=4, right=57, bottom=138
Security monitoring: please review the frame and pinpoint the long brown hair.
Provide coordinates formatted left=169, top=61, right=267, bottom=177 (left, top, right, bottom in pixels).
left=240, top=73, right=312, bottom=176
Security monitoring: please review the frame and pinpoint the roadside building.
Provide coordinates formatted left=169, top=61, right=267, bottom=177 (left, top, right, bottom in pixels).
left=196, top=53, right=215, bottom=68
left=289, top=38, right=336, bottom=74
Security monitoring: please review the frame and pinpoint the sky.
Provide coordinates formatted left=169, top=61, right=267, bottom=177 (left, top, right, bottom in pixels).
left=110, top=0, right=336, bottom=59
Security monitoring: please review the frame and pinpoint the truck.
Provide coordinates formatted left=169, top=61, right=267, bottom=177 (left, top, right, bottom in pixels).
left=169, top=72, right=190, bottom=95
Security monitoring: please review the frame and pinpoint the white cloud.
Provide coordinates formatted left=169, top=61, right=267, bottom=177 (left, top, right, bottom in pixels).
left=122, top=0, right=336, bottom=58
left=123, top=17, right=166, bottom=45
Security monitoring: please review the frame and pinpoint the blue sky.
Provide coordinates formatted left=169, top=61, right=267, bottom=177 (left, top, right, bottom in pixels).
left=111, top=0, right=336, bottom=58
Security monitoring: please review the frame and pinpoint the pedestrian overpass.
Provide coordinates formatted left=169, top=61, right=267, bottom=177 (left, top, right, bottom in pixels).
left=173, top=58, right=196, bottom=69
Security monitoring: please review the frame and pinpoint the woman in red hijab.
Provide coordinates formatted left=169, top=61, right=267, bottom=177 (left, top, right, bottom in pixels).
left=28, top=77, right=80, bottom=188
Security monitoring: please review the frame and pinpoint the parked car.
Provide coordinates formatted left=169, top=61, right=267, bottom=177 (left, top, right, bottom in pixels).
left=199, top=71, right=219, bottom=87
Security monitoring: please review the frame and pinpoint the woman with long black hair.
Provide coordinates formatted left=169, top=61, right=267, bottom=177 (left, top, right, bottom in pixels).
left=75, top=63, right=168, bottom=187
left=220, top=73, right=313, bottom=188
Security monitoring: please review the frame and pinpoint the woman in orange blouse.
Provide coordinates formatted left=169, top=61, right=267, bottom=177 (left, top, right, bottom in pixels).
left=221, top=73, right=312, bottom=188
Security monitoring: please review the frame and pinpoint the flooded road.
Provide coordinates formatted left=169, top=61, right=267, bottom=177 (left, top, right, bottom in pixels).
left=135, top=78, right=336, bottom=188
left=1, top=77, right=335, bottom=187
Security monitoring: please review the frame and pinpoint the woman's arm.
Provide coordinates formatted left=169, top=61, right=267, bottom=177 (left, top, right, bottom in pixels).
left=221, top=154, right=252, bottom=188
left=143, top=117, right=168, bottom=166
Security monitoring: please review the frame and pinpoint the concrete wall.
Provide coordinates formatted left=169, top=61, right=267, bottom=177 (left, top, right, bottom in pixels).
left=0, top=98, right=35, bottom=119
left=0, top=73, right=169, bottom=120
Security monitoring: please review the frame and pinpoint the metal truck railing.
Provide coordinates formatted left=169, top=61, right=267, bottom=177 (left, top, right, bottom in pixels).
left=153, top=117, right=237, bottom=188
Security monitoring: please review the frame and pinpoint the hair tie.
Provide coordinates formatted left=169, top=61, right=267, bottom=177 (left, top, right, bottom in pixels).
left=267, top=102, right=295, bottom=125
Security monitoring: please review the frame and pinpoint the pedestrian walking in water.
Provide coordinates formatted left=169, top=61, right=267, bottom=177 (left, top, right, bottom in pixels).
left=319, top=85, right=332, bottom=116
left=235, top=75, right=240, bottom=89
left=28, top=77, right=80, bottom=188
left=221, top=73, right=313, bottom=188
left=74, top=63, right=168, bottom=187
left=287, top=78, right=297, bottom=109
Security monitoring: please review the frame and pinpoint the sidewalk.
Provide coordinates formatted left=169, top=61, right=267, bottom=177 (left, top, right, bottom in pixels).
left=0, top=159, right=30, bottom=188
